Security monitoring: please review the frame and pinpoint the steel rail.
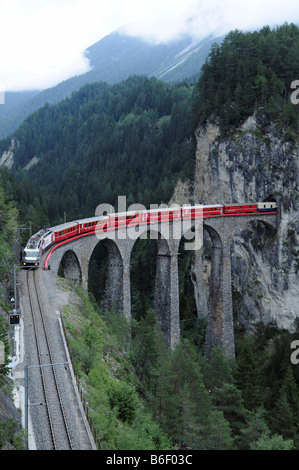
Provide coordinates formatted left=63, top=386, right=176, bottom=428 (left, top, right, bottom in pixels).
left=26, top=269, right=74, bottom=450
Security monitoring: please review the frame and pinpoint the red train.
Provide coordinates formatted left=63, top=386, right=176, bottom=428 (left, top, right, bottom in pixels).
left=20, top=202, right=277, bottom=268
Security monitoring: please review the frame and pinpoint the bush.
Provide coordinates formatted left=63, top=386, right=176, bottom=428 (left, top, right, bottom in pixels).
left=108, top=381, right=139, bottom=425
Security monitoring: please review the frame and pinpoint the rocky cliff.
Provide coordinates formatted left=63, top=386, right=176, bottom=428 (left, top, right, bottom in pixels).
left=190, top=114, right=299, bottom=332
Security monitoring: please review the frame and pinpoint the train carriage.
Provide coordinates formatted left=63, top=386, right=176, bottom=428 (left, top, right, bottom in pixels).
left=77, top=216, right=110, bottom=234
left=146, top=207, right=181, bottom=224
left=76, top=216, right=109, bottom=234
left=223, top=204, right=257, bottom=215
left=53, top=222, right=79, bottom=243
left=182, top=205, right=224, bottom=219
left=108, top=211, right=142, bottom=229
left=257, top=202, right=277, bottom=212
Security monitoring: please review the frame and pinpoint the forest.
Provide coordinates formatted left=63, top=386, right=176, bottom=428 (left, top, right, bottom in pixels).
left=0, top=23, right=299, bottom=450
left=63, top=286, right=299, bottom=450
left=0, top=75, right=195, bottom=235
left=192, top=23, right=299, bottom=136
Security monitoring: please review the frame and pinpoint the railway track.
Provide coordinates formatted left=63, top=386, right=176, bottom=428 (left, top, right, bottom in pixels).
left=26, top=269, right=74, bottom=450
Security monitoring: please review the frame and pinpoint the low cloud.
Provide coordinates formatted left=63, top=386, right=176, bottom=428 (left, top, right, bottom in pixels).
left=1, top=0, right=299, bottom=90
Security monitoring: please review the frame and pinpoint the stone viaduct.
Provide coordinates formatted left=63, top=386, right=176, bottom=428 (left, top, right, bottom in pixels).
left=47, top=213, right=277, bottom=358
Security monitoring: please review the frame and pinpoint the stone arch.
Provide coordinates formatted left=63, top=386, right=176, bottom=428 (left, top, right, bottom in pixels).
left=129, top=227, right=180, bottom=348
left=58, top=249, right=82, bottom=285
left=89, top=238, right=124, bottom=314
left=179, top=218, right=235, bottom=358
left=255, top=218, right=277, bottom=234
left=176, top=225, right=201, bottom=339
left=202, top=224, right=224, bottom=357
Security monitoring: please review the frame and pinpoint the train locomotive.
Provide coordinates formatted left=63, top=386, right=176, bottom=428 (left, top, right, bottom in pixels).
left=21, top=228, right=53, bottom=267
left=21, top=202, right=277, bottom=268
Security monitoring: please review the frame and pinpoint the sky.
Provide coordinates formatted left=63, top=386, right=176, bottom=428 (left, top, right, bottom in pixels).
left=0, top=0, right=299, bottom=92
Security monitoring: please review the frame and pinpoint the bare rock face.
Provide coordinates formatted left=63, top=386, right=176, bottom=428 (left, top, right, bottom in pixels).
left=0, top=138, right=17, bottom=169
left=192, top=114, right=299, bottom=332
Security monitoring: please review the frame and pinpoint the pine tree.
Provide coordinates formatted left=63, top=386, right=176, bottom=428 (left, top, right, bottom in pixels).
left=202, top=346, right=248, bottom=439
left=236, top=336, right=264, bottom=410
left=237, top=407, right=270, bottom=450
left=205, top=410, right=235, bottom=450
left=250, top=433, right=294, bottom=450
left=270, top=391, right=297, bottom=439
left=281, top=365, right=299, bottom=421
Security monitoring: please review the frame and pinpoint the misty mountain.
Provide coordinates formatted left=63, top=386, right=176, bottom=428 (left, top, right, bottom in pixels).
left=0, top=31, right=223, bottom=139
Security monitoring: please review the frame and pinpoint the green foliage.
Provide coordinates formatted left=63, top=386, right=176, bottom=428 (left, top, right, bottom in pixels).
left=0, top=169, right=19, bottom=274
left=0, top=316, right=10, bottom=383
left=7, top=76, right=194, bottom=228
left=236, top=335, right=264, bottom=410
left=0, top=418, right=25, bottom=450
left=63, top=290, right=172, bottom=450
left=237, top=407, right=271, bottom=450
left=250, top=432, right=294, bottom=450
left=0, top=169, right=19, bottom=383
left=108, top=381, right=139, bottom=424
left=193, top=23, right=299, bottom=135
left=61, top=282, right=299, bottom=451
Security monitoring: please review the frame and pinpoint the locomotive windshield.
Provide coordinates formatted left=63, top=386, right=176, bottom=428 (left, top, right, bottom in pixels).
left=24, top=249, right=40, bottom=259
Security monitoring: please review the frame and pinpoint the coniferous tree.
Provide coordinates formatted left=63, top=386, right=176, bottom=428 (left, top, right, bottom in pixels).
left=236, top=336, right=264, bottom=411
left=202, top=346, right=248, bottom=440
left=237, top=407, right=271, bottom=450
left=270, top=391, right=297, bottom=440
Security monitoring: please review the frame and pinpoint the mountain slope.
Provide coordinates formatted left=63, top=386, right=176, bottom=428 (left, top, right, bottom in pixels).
left=0, top=76, right=195, bottom=227
left=190, top=24, right=299, bottom=332
left=0, top=31, right=223, bottom=139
